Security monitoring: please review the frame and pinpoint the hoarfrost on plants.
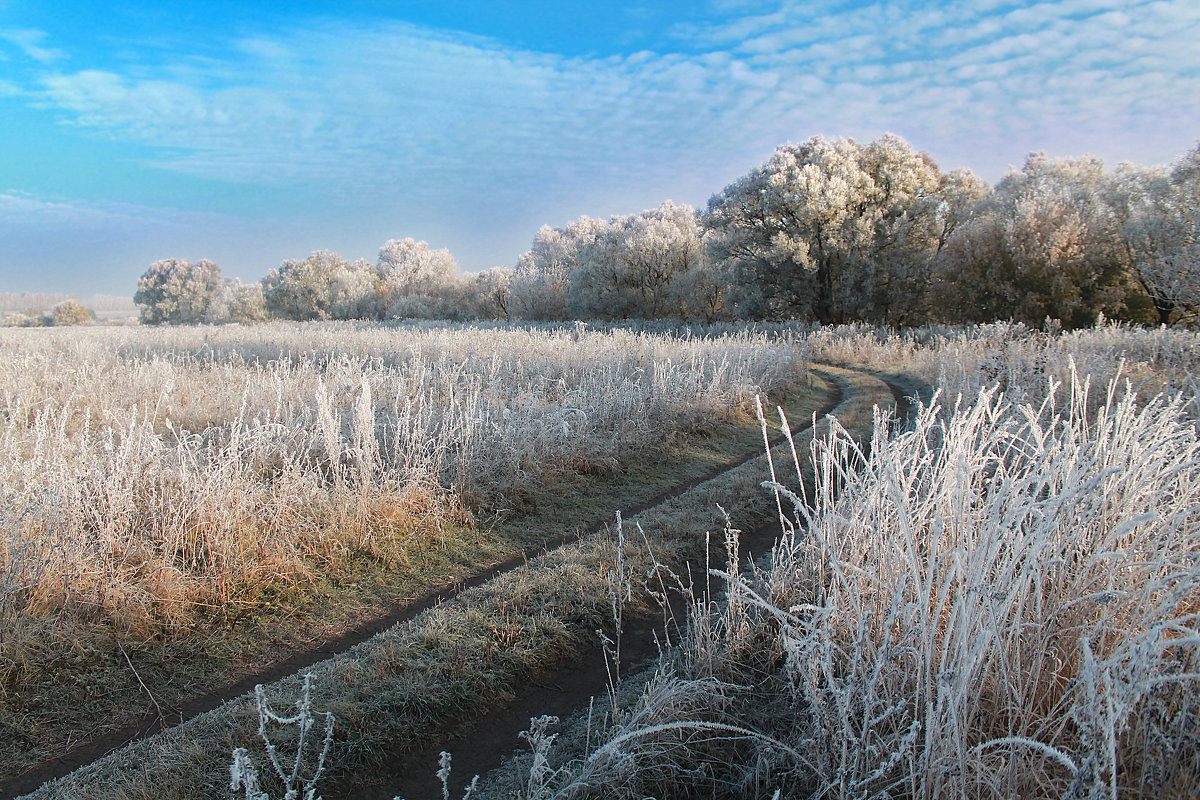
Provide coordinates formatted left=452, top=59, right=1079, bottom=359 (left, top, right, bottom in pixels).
left=231, top=673, right=334, bottom=800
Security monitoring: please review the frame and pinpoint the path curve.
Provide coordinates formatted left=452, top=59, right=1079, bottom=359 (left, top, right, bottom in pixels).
left=340, top=368, right=921, bottom=800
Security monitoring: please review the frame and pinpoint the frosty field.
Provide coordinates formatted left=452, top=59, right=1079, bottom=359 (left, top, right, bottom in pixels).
left=501, top=322, right=1200, bottom=800
left=3, top=321, right=1199, bottom=800
left=0, top=320, right=817, bottom=791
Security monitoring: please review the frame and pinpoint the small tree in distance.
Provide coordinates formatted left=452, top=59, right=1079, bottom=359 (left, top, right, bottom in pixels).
left=261, top=250, right=373, bottom=321
left=570, top=201, right=709, bottom=320
left=464, top=266, right=514, bottom=321
left=377, top=237, right=459, bottom=318
left=510, top=219, right=604, bottom=321
left=51, top=299, right=94, bottom=326
left=206, top=279, right=270, bottom=324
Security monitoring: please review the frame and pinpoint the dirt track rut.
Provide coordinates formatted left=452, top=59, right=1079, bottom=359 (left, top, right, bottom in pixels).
left=337, top=370, right=918, bottom=800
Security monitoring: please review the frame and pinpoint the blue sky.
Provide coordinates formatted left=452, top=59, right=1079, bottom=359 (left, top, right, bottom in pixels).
left=2, top=0, right=1198, bottom=295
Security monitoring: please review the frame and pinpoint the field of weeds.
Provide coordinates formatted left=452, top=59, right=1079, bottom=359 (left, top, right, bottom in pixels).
left=0, top=320, right=812, bottom=785
left=492, top=323, right=1200, bottom=800
left=12, top=321, right=1199, bottom=800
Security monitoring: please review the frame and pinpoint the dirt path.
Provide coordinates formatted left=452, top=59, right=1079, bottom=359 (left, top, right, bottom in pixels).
left=3, top=375, right=851, bottom=800
left=347, top=516, right=786, bottom=800
left=332, top=374, right=919, bottom=800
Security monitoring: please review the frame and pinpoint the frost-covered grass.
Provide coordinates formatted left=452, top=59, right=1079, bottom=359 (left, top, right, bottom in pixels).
left=0, top=321, right=805, bottom=668
left=521, top=326, right=1200, bottom=800
left=744, top=374, right=1200, bottom=798
left=21, top=366, right=880, bottom=800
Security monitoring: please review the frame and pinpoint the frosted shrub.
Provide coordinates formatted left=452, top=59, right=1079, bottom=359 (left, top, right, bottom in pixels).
left=552, top=355, right=1199, bottom=799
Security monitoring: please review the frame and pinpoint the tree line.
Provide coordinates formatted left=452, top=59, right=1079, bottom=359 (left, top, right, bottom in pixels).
left=135, top=134, right=1200, bottom=328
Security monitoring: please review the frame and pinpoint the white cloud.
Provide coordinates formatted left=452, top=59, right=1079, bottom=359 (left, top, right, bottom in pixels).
left=22, top=2, right=1200, bottom=195
left=0, top=28, right=63, bottom=63
left=32, top=23, right=735, bottom=195
left=0, top=191, right=241, bottom=233
left=0, top=192, right=138, bottom=227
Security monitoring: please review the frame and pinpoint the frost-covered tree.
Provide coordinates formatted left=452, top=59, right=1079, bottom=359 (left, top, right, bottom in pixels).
left=856, top=137, right=960, bottom=325
left=1000, top=155, right=1129, bottom=309
left=206, top=279, right=269, bottom=324
left=1111, top=164, right=1175, bottom=323
left=515, top=203, right=717, bottom=321
left=674, top=255, right=733, bottom=322
left=134, top=258, right=224, bottom=324
left=936, top=154, right=1141, bottom=328
left=228, top=282, right=269, bottom=324
left=569, top=201, right=709, bottom=320
left=462, top=267, right=514, bottom=320
left=376, top=238, right=458, bottom=317
left=329, top=258, right=381, bottom=320
left=50, top=299, right=93, bottom=326
left=568, top=221, right=629, bottom=319
left=511, top=218, right=604, bottom=321
left=704, top=134, right=944, bottom=323
left=262, top=250, right=372, bottom=321
left=1116, top=146, right=1200, bottom=325
left=939, top=194, right=1095, bottom=326
left=933, top=169, right=991, bottom=253
left=931, top=210, right=1015, bottom=324
left=262, top=252, right=333, bottom=321
left=922, top=169, right=993, bottom=322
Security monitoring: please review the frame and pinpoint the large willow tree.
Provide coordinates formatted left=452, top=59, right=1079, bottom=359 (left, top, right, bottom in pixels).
left=703, top=134, right=974, bottom=324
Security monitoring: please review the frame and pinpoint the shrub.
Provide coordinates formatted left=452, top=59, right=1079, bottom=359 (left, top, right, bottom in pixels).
left=50, top=299, right=93, bottom=326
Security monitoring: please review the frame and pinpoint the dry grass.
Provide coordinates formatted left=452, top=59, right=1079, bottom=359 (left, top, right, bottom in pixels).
left=0, top=321, right=804, bottom=642
left=749, top=374, right=1200, bottom=798
left=0, top=320, right=816, bottom=787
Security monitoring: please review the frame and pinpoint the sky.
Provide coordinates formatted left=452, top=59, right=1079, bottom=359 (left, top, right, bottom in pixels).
left=1, top=0, right=1198, bottom=296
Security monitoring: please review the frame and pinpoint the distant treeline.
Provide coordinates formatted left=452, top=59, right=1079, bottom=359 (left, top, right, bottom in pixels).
left=0, top=292, right=137, bottom=312
left=0, top=291, right=75, bottom=312
left=135, top=134, right=1200, bottom=329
